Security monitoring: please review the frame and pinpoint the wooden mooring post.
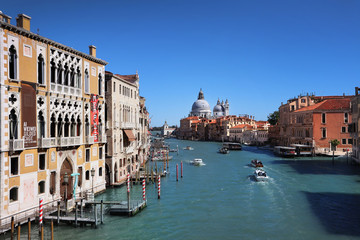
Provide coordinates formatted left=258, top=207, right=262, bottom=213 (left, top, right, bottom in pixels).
left=51, top=220, right=54, bottom=240
left=17, top=223, right=20, bottom=240
left=28, top=218, right=31, bottom=240
left=57, top=201, right=60, bottom=224
left=75, top=202, right=78, bottom=227
left=101, top=200, right=104, bottom=224
left=11, top=216, right=14, bottom=240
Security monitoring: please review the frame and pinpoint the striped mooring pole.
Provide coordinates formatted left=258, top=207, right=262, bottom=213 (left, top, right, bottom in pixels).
left=157, top=175, right=161, bottom=199
left=176, top=164, right=179, bottom=181
left=181, top=161, right=183, bottom=178
left=127, top=173, right=130, bottom=193
left=39, top=198, right=43, bottom=228
left=142, top=179, right=146, bottom=201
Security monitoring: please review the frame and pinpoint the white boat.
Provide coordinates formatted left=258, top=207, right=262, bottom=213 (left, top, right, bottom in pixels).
left=254, top=169, right=269, bottom=181
left=183, top=146, right=194, bottom=150
left=274, top=146, right=296, bottom=158
left=190, top=158, right=204, bottom=166
left=151, top=155, right=173, bottom=161
left=251, top=159, right=263, bottom=168
left=218, top=147, right=229, bottom=154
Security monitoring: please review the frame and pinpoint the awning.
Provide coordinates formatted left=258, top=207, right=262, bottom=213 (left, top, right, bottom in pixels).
left=124, top=129, right=136, bottom=141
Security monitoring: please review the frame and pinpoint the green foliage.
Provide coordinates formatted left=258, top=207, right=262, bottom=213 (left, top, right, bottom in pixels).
left=267, top=111, right=279, bottom=125
left=330, top=139, right=340, bottom=151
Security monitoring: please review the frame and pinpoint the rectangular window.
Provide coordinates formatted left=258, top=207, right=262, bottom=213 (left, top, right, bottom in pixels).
left=342, top=139, right=347, bottom=144
left=113, top=82, right=116, bottom=92
left=301, top=99, right=306, bottom=103
left=10, top=156, right=19, bottom=176
left=321, top=113, right=326, bottom=124
left=39, top=153, right=46, bottom=170
left=86, top=148, right=90, bottom=162
left=119, top=85, right=121, bottom=94
left=99, top=147, right=103, bottom=160
left=84, top=69, right=89, bottom=94
left=341, top=126, right=347, bottom=133
left=344, top=113, right=349, bottom=123
left=50, top=172, right=56, bottom=195
left=321, top=128, right=326, bottom=138
left=348, top=139, right=353, bottom=145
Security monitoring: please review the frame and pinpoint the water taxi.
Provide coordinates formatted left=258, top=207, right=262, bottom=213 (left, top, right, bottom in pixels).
left=183, top=146, right=194, bottom=150
left=218, top=147, right=229, bottom=154
left=251, top=159, right=263, bottom=168
left=254, top=169, right=269, bottom=181
left=222, top=142, right=242, bottom=150
left=190, top=158, right=204, bottom=166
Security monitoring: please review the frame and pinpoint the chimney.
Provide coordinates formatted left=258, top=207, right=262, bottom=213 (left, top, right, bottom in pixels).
left=356, top=87, right=359, bottom=96
left=0, top=11, right=11, bottom=24
left=16, top=14, right=31, bottom=31
left=89, top=45, right=96, bottom=57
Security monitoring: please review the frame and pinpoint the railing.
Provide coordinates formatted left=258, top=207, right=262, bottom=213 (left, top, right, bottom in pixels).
left=50, top=83, right=81, bottom=96
left=85, top=136, right=95, bottom=144
left=125, top=142, right=135, bottom=154
left=99, top=134, right=107, bottom=143
left=56, top=137, right=81, bottom=147
left=38, top=137, right=57, bottom=148
left=9, top=139, right=24, bottom=151
left=120, top=122, right=136, bottom=129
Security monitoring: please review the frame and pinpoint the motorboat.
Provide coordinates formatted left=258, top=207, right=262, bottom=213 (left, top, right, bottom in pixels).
left=254, top=169, right=269, bottom=181
left=190, top=158, right=204, bottom=166
left=218, top=147, right=229, bottom=154
left=222, top=142, right=242, bottom=150
left=183, top=146, right=194, bottom=150
left=251, top=159, right=263, bottom=168
left=152, top=155, right=173, bottom=161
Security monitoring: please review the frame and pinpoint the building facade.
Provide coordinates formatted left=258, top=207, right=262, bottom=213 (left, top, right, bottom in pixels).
left=0, top=12, right=108, bottom=221
left=104, top=71, right=149, bottom=186
left=349, top=87, right=360, bottom=163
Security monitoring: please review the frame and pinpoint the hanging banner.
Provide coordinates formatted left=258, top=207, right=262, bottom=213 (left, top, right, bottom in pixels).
left=90, top=94, right=99, bottom=142
left=21, top=82, right=37, bottom=148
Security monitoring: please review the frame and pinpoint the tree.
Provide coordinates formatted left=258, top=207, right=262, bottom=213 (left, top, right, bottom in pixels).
left=330, top=139, right=340, bottom=151
left=267, top=111, right=279, bottom=125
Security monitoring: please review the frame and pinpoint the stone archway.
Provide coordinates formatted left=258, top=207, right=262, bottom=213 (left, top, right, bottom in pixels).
left=105, top=163, right=110, bottom=187
left=60, top=158, right=73, bottom=200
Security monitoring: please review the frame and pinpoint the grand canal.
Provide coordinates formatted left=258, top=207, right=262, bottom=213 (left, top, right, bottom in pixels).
left=12, top=138, right=360, bottom=239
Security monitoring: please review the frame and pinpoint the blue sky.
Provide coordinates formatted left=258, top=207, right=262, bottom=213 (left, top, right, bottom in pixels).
left=2, top=0, right=360, bottom=127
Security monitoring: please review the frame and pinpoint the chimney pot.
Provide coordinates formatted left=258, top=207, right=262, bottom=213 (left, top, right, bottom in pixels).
left=89, top=45, right=96, bottom=57
left=16, top=14, right=31, bottom=31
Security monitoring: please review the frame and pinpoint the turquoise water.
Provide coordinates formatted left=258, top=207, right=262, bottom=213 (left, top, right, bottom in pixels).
left=12, top=139, right=360, bottom=239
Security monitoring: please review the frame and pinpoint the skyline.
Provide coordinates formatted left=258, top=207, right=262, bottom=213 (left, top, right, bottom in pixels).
left=1, top=0, right=359, bottom=126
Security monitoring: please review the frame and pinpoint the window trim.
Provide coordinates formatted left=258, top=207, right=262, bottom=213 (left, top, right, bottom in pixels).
left=10, top=156, right=19, bottom=177
left=85, top=148, right=91, bottom=162
left=38, top=153, right=46, bottom=171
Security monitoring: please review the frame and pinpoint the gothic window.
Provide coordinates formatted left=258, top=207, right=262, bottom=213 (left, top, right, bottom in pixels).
left=50, top=114, right=56, bottom=137
left=9, top=45, right=17, bottom=79
left=70, top=116, right=76, bottom=137
left=50, top=59, right=56, bottom=83
left=64, top=115, right=70, bottom=137
left=57, top=115, right=63, bottom=137
left=64, top=64, right=69, bottom=86
left=76, top=67, right=81, bottom=88
left=9, top=109, right=18, bottom=139
left=98, top=74, right=102, bottom=95
left=70, top=66, right=75, bottom=87
left=84, top=69, right=89, bottom=93
left=57, top=62, right=63, bottom=84
left=37, top=54, right=45, bottom=85
left=76, top=116, right=81, bottom=137
left=85, top=115, right=90, bottom=137
left=38, top=111, right=45, bottom=138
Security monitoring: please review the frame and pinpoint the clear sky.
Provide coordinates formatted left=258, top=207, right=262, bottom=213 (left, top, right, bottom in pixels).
left=2, top=0, right=360, bottom=127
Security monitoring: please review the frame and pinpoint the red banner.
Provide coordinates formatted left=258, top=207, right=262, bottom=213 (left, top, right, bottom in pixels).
left=90, top=94, right=99, bottom=142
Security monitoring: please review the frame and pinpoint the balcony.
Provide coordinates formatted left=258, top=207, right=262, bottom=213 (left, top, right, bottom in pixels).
left=38, top=137, right=57, bottom=148
left=9, top=139, right=24, bottom=151
left=125, top=142, right=135, bottom=154
left=99, top=134, right=107, bottom=143
left=85, top=136, right=94, bottom=144
left=120, top=122, right=136, bottom=129
left=57, top=137, right=81, bottom=147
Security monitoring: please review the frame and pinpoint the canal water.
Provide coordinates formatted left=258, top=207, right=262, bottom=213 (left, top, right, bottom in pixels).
left=11, top=139, right=360, bottom=239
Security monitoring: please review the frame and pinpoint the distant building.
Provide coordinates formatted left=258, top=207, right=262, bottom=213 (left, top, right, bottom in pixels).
left=349, top=87, right=360, bottom=163
left=161, top=121, right=176, bottom=137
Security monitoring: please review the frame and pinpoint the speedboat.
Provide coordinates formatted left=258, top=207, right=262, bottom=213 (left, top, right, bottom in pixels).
left=183, top=146, right=194, bottom=150
left=254, top=169, right=269, bottom=181
left=251, top=159, right=263, bottom=168
left=218, top=147, right=229, bottom=154
left=190, top=158, right=204, bottom=166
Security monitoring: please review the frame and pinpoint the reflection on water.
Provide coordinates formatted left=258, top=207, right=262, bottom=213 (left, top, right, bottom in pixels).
left=10, top=139, right=360, bottom=240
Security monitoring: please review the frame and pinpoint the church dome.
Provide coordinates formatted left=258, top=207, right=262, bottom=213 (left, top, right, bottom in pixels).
left=190, top=89, right=211, bottom=118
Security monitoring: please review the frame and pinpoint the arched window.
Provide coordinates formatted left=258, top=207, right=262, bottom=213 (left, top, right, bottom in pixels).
left=76, top=116, right=81, bottom=137
left=50, top=59, right=56, bottom=83
left=84, top=69, right=89, bottom=93
left=10, top=187, right=18, bottom=202
left=50, top=113, right=56, bottom=137
left=9, top=45, right=17, bottom=79
left=57, top=62, right=63, bottom=84
left=38, top=181, right=45, bottom=194
left=70, top=66, right=75, bottom=87
left=70, top=115, right=76, bottom=137
left=64, top=64, right=69, bottom=86
left=98, top=74, right=102, bottom=95
left=85, top=170, right=90, bottom=180
left=64, top=115, right=70, bottom=137
left=9, top=109, right=18, bottom=139
left=85, top=115, right=90, bottom=137
left=38, top=111, right=45, bottom=138
left=76, top=67, right=81, bottom=88
left=38, top=54, right=45, bottom=85
left=57, top=115, right=63, bottom=137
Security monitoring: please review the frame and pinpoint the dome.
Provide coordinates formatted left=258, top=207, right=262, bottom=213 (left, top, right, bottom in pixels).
left=192, top=99, right=211, bottom=113
left=213, top=104, right=224, bottom=113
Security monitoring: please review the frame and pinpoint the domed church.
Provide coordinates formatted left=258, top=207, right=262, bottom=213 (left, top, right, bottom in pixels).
left=189, top=89, right=229, bottom=119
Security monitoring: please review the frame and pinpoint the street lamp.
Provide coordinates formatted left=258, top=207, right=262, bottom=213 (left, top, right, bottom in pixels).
left=91, top=168, right=95, bottom=194
left=63, top=172, right=69, bottom=211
